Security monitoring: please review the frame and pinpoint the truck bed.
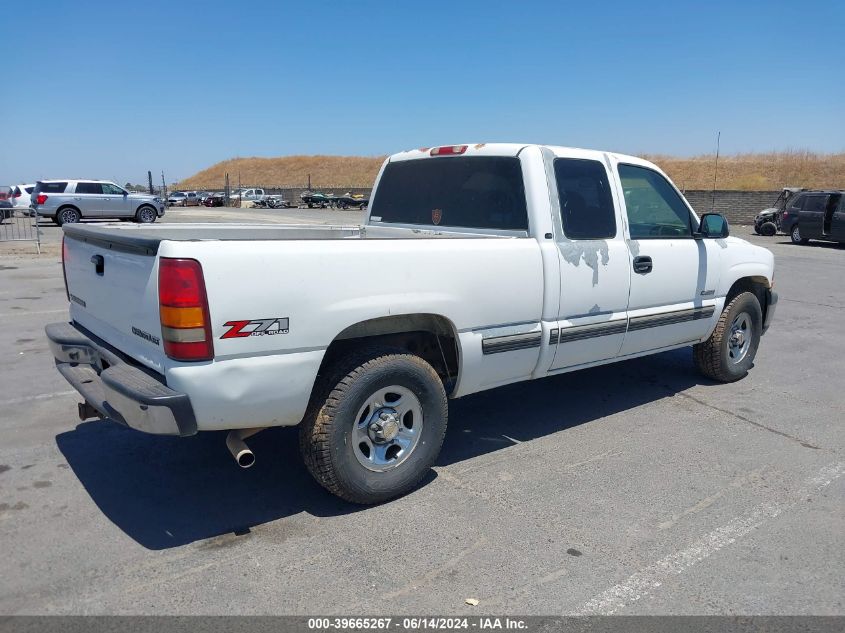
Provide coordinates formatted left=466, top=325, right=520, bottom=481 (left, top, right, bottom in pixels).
left=62, top=222, right=508, bottom=255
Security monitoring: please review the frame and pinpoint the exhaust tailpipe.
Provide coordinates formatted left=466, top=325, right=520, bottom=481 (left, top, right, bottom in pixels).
left=226, top=428, right=264, bottom=468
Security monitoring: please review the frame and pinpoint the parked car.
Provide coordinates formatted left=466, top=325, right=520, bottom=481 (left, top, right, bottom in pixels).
left=197, top=191, right=213, bottom=204
left=754, top=187, right=804, bottom=235
left=11, top=184, right=36, bottom=209
left=30, top=180, right=165, bottom=225
left=167, top=192, right=186, bottom=207
left=0, top=199, right=12, bottom=221
left=787, top=190, right=845, bottom=245
left=0, top=187, right=10, bottom=201
left=203, top=193, right=226, bottom=207
left=46, top=143, right=776, bottom=504
left=182, top=192, right=201, bottom=207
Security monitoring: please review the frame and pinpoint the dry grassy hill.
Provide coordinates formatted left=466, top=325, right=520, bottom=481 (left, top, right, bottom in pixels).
left=178, top=151, right=844, bottom=191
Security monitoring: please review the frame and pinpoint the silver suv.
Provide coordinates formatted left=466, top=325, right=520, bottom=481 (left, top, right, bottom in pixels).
left=31, top=180, right=166, bottom=225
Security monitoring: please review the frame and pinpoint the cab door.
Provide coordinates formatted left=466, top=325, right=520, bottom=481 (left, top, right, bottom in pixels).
left=546, top=151, right=631, bottom=371
left=613, top=161, right=721, bottom=356
left=101, top=183, right=131, bottom=217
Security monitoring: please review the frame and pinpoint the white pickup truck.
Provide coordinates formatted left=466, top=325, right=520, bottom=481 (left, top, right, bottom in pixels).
left=46, top=143, right=777, bottom=504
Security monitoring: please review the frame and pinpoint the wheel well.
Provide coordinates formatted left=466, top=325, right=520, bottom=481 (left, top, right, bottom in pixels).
left=318, top=314, right=460, bottom=395
left=136, top=204, right=155, bottom=214
left=726, top=276, right=769, bottom=318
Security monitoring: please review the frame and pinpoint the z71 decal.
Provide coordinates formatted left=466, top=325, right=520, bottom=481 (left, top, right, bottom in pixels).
left=221, top=318, right=290, bottom=339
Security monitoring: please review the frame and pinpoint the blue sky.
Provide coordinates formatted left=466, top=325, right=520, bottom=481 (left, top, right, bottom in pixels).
left=2, top=0, right=843, bottom=184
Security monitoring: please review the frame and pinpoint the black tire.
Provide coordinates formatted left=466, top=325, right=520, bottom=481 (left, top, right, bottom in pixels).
left=760, top=222, right=777, bottom=236
left=300, top=347, right=448, bottom=504
left=694, top=292, right=762, bottom=383
left=791, top=224, right=808, bottom=244
left=55, top=206, right=81, bottom=226
left=135, top=206, right=157, bottom=223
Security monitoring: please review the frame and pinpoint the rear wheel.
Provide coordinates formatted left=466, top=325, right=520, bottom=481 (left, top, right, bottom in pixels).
left=300, top=347, right=448, bottom=504
left=56, top=207, right=81, bottom=226
left=135, top=206, right=157, bottom=223
left=791, top=225, right=808, bottom=244
left=694, top=292, right=762, bottom=382
left=760, top=222, right=777, bottom=236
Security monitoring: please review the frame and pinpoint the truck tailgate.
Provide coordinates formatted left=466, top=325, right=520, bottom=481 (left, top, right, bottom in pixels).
left=63, top=233, right=165, bottom=374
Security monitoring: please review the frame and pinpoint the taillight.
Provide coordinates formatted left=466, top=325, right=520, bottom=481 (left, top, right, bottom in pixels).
left=61, top=237, right=70, bottom=300
left=36, top=194, right=48, bottom=204
left=782, top=211, right=789, bottom=218
left=13, top=190, right=21, bottom=198
left=158, top=258, right=214, bottom=361
left=430, top=145, right=468, bottom=156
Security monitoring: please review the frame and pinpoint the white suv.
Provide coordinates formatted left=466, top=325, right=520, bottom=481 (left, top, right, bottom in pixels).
left=11, top=184, right=36, bottom=210
left=31, top=180, right=166, bottom=225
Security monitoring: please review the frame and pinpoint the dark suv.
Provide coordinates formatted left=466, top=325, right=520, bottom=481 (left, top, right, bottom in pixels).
left=782, top=190, right=845, bottom=245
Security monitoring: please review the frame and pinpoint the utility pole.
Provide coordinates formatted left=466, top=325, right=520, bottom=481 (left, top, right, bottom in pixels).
left=711, top=131, right=721, bottom=213
left=147, top=171, right=153, bottom=195
left=161, top=171, right=167, bottom=199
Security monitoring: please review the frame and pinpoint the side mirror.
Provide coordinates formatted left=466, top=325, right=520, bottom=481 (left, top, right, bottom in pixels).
left=696, top=213, right=730, bottom=239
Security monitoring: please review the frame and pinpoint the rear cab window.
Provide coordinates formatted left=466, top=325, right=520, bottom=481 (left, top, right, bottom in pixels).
left=554, top=158, right=616, bottom=239
left=369, top=157, right=528, bottom=231
left=34, top=182, right=68, bottom=194
left=75, top=182, right=103, bottom=194
left=802, top=195, right=828, bottom=212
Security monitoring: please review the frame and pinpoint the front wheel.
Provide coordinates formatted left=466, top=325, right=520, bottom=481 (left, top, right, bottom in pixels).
left=694, top=292, right=762, bottom=382
left=791, top=225, right=808, bottom=244
left=135, top=206, right=157, bottom=223
left=300, top=348, right=448, bottom=504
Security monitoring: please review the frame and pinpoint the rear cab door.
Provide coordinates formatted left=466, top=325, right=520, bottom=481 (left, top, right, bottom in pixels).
left=543, top=148, right=631, bottom=371
left=72, top=181, right=105, bottom=217
left=610, top=157, right=721, bottom=356
left=799, top=194, right=828, bottom=238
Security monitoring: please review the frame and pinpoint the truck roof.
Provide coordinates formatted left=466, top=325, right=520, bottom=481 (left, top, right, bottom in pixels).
left=388, top=143, right=658, bottom=170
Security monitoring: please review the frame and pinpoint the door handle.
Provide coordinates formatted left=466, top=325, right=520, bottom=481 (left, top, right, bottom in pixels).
left=633, top=255, right=653, bottom=274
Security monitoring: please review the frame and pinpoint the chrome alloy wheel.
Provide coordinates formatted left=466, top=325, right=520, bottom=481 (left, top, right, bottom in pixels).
left=59, top=208, right=79, bottom=224
left=352, top=386, right=423, bottom=472
left=728, top=311, right=752, bottom=364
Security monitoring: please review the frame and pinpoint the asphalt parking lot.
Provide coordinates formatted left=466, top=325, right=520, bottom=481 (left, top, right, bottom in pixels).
left=0, top=210, right=842, bottom=615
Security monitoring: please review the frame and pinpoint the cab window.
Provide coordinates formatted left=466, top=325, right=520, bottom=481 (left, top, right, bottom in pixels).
left=102, top=183, right=125, bottom=195
left=554, top=158, right=616, bottom=239
left=618, top=164, right=693, bottom=239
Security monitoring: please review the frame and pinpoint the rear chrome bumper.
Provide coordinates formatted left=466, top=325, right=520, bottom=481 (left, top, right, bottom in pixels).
left=45, top=322, right=197, bottom=436
left=762, top=289, right=778, bottom=335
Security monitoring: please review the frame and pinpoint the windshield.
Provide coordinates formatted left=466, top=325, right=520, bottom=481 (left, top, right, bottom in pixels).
left=369, top=157, right=528, bottom=231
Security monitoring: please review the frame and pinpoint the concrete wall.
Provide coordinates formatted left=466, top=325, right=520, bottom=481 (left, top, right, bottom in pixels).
left=682, top=190, right=779, bottom=225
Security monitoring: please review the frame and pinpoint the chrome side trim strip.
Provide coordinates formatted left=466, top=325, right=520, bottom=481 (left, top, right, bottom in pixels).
left=482, top=332, right=542, bottom=355
left=627, top=306, right=715, bottom=332
left=557, top=320, right=628, bottom=344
